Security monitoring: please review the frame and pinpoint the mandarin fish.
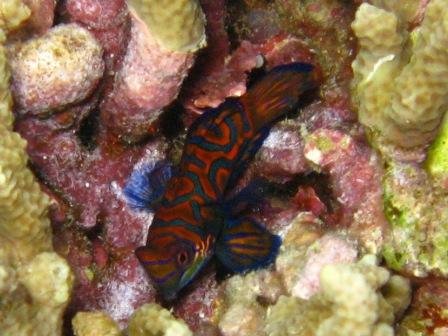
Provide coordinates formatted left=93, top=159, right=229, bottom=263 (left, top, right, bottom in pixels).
left=124, top=62, right=320, bottom=300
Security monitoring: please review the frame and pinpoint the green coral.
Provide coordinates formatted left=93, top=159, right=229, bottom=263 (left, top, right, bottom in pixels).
left=382, top=163, right=448, bottom=276
left=425, top=112, right=448, bottom=182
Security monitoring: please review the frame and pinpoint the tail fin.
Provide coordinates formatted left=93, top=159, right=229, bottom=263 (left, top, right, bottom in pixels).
left=241, top=62, right=320, bottom=132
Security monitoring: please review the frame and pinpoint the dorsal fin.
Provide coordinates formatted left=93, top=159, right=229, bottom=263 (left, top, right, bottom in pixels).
left=240, top=62, right=319, bottom=132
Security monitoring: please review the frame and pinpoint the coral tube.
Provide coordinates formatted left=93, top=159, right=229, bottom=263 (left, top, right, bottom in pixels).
left=99, top=0, right=206, bottom=141
left=127, top=0, right=206, bottom=52
left=351, top=0, right=448, bottom=148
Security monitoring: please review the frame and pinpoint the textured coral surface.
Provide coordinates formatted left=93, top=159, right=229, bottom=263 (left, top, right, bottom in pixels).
left=5, top=0, right=448, bottom=335
left=0, top=2, right=73, bottom=335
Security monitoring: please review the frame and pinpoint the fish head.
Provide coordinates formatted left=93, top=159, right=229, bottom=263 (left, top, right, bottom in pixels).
left=135, top=233, right=214, bottom=300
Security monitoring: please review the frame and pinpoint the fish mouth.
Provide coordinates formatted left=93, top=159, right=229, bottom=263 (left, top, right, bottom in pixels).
left=158, top=256, right=209, bottom=301
left=179, top=255, right=209, bottom=290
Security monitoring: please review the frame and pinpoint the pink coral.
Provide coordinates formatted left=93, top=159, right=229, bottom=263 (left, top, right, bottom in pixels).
left=303, top=129, right=387, bottom=249
left=291, top=233, right=358, bottom=299
left=22, top=0, right=55, bottom=35
left=100, top=11, right=195, bottom=141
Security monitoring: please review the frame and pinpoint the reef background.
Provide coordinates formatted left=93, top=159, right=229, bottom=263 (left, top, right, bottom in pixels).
left=2, top=0, right=448, bottom=335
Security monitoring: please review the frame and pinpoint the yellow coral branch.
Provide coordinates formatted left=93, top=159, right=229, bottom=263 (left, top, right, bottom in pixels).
left=0, top=2, right=74, bottom=335
left=127, top=0, right=206, bottom=53
left=352, top=0, right=448, bottom=148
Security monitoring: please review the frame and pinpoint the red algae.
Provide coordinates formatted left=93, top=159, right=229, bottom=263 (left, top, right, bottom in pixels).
left=398, top=279, right=448, bottom=335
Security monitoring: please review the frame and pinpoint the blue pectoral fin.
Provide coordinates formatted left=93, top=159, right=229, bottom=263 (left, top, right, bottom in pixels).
left=216, top=216, right=281, bottom=273
left=124, top=160, right=173, bottom=211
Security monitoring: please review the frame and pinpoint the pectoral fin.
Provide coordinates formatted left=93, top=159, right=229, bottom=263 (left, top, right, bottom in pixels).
left=216, top=217, right=281, bottom=273
left=124, top=160, right=173, bottom=211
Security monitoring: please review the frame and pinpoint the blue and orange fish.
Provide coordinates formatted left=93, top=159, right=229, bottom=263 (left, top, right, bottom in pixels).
left=124, top=63, right=320, bottom=300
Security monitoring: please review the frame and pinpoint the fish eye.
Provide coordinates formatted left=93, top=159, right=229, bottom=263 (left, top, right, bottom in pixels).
left=177, top=250, right=190, bottom=266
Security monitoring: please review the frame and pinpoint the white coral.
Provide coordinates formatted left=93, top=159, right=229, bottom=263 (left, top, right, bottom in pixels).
left=264, top=256, right=411, bottom=336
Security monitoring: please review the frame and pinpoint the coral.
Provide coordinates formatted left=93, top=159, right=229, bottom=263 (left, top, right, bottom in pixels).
left=127, top=303, right=193, bottom=336
left=0, top=96, right=52, bottom=262
left=425, top=112, right=448, bottom=187
left=0, top=0, right=29, bottom=127
left=265, top=256, right=411, bottom=336
left=0, top=252, right=73, bottom=336
left=369, top=0, right=422, bottom=26
left=9, top=0, right=207, bottom=326
left=16, top=0, right=55, bottom=36
left=216, top=248, right=410, bottom=336
left=72, top=312, right=120, bottom=336
left=8, top=23, right=104, bottom=116
left=303, top=128, right=387, bottom=252
left=0, top=4, right=74, bottom=336
left=64, top=0, right=129, bottom=69
left=382, top=162, right=448, bottom=277
left=4, top=0, right=402, bottom=333
left=127, top=0, right=206, bottom=52
left=351, top=0, right=448, bottom=147
left=397, top=279, right=448, bottom=335
left=0, top=0, right=30, bottom=38
left=215, top=213, right=357, bottom=336
left=99, top=10, right=195, bottom=141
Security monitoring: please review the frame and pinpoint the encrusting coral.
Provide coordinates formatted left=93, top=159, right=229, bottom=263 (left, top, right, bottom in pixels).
left=127, top=303, right=193, bottom=336
left=7, top=23, right=105, bottom=115
left=0, top=2, right=74, bottom=335
left=351, top=0, right=448, bottom=148
left=72, top=303, right=194, bottom=336
left=72, top=311, right=121, bottom=336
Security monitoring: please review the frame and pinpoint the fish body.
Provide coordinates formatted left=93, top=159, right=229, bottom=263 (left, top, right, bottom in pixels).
left=126, top=63, right=320, bottom=300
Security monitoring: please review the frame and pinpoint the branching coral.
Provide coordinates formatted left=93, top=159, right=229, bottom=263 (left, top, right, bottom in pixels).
left=265, top=256, right=411, bottom=336
left=0, top=3, right=74, bottom=336
left=73, top=304, right=194, bottom=336
left=216, top=248, right=410, bottom=336
left=0, top=0, right=29, bottom=127
left=127, top=0, right=206, bottom=53
left=351, top=0, right=448, bottom=148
